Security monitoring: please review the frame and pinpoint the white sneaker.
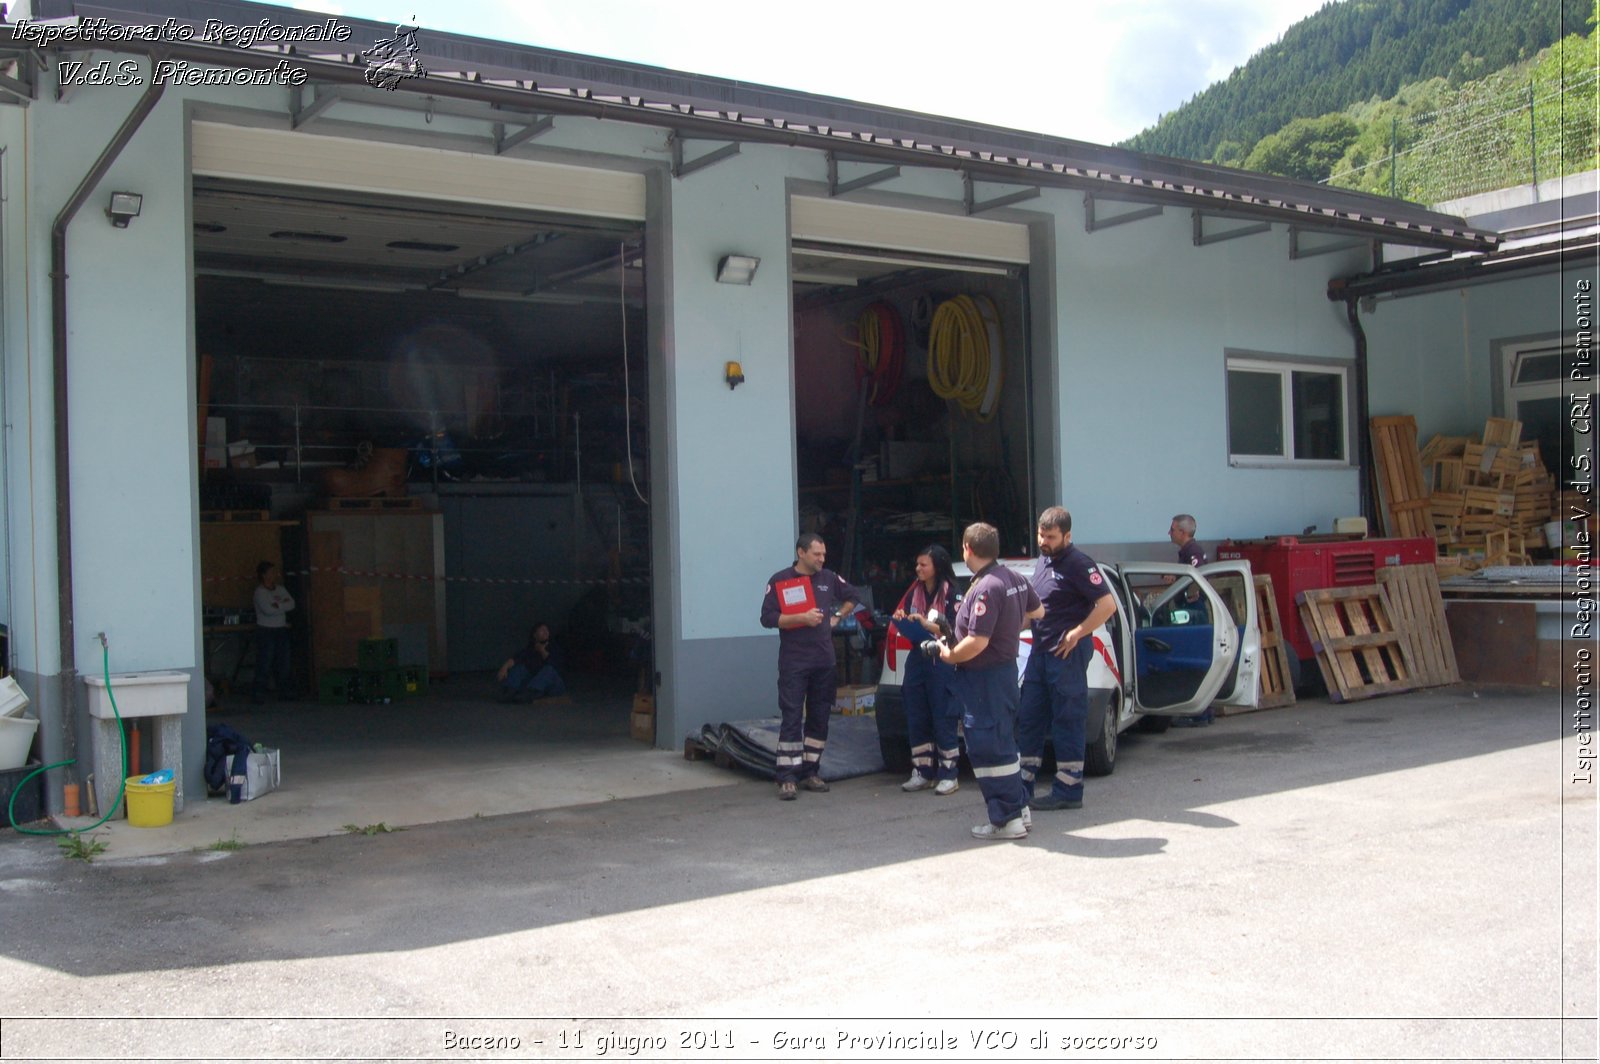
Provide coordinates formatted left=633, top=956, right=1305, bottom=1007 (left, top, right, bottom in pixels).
left=971, top=817, right=1028, bottom=840
left=1020, top=806, right=1032, bottom=828
left=901, top=772, right=934, bottom=792
left=934, top=778, right=959, bottom=796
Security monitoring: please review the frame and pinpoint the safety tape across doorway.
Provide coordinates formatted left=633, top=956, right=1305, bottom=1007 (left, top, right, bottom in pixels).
left=202, top=566, right=650, bottom=587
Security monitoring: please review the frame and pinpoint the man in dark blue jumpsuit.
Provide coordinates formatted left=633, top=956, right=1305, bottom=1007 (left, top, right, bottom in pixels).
left=1019, top=506, right=1118, bottom=812
left=940, top=522, right=1042, bottom=840
left=760, top=533, right=859, bottom=801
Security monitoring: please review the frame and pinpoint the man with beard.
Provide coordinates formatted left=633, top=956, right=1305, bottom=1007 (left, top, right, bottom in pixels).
left=1018, top=507, right=1117, bottom=811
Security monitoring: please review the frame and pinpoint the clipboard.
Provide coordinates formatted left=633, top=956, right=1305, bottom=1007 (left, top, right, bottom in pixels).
left=774, top=576, right=815, bottom=615
left=893, top=617, right=935, bottom=642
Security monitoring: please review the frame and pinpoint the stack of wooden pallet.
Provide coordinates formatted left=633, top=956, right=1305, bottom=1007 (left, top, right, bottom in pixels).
left=1424, top=417, right=1557, bottom=567
left=1296, top=563, right=1458, bottom=702
left=1370, top=415, right=1434, bottom=540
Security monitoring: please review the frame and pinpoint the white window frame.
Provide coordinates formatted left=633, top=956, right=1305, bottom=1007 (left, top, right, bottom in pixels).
left=1499, top=335, right=1588, bottom=483
left=1225, top=354, right=1353, bottom=469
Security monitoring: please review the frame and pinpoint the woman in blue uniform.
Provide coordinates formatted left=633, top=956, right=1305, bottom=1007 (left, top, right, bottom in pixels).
left=892, top=544, right=963, bottom=795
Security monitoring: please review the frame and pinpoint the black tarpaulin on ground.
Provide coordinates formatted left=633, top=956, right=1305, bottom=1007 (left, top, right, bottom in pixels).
left=696, top=716, right=885, bottom=781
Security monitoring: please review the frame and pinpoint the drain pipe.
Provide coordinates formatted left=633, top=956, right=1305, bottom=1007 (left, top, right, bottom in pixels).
left=47, top=68, right=166, bottom=806
left=1340, top=294, right=1374, bottom=525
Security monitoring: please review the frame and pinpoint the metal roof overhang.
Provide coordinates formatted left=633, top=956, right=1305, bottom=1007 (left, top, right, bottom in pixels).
left=3, top=0, right=1498, bottom=252
left=1329, top=228, right=1599, bottom=302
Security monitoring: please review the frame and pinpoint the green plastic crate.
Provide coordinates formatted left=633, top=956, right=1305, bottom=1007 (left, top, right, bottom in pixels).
left=356, top=638, right=399, bottom=671
left=360, top=667, right=408, bottom=701
left=317, top=668, right=361, bottom=704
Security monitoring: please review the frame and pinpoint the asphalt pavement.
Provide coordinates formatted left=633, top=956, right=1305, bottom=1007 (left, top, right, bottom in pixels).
left=0, top=684, right=1593, bottom=1062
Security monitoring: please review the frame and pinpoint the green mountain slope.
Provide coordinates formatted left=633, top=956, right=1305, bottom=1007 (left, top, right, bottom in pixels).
left=1123, top=0, right=1591, bottom=164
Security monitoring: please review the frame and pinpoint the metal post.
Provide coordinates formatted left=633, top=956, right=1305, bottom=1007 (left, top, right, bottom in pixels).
left=1529, top=80, right=1539, bottom=197
left=573, top=411, right=582, bottom=580
left=429, top=411, right=440, bottom=491
left=1389, top=117, right=1397, bottom=198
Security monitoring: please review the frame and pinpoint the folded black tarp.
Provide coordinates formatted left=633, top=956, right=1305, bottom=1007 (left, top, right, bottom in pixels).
left=697, top=715, right=886, bottom=782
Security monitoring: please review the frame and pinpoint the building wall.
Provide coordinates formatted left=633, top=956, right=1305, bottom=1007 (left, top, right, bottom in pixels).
left=1044, top=191, right=1371, bottom=544
left=4, top=61, right=1547, bottom=775
left=1362, top=268, right=1597, bottom=441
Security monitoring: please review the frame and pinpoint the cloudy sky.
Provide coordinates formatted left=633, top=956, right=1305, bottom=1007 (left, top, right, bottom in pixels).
left=293, top=0, right=1331, bottom=145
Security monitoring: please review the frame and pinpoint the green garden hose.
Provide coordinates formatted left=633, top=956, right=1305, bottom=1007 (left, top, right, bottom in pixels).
left=7, top=640, right=128, bottom=835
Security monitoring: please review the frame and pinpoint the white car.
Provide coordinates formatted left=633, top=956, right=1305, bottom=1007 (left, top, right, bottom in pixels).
left=873, top=558, right=1261, bottom=776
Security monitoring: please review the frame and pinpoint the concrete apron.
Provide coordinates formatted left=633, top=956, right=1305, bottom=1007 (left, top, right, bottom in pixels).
left=39, top=677, right=740, bottom=860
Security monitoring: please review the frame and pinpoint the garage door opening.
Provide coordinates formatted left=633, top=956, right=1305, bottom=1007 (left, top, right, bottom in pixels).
left=791, top=220, right=1034, bottom=686
left=193, top=177, right=657, bottom=765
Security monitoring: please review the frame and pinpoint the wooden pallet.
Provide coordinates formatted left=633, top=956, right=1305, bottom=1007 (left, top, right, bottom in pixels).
left=325, top=496, right=422, bottom=511
left=199, top=509, right=271, bottom=522
left=1375, top=564, right=1460, bottom=687
left=1482, top=416, right=1522, bottom=449
left=1221, top=573, right=1296, bottom=714
left=1297, top=585, right=1418, bottom=703
left=1370, top=416, right=1432, bottom=539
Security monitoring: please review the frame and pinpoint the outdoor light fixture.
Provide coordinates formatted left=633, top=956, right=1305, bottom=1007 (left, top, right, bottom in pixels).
left=715, top=254, right=759, bottom=285
left=105, top=191, right=143, bottom=228
left=725, top=361, right=745, bottom=390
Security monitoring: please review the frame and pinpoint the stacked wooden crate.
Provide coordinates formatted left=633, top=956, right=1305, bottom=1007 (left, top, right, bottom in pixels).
left=1424, top=417, right=1556, bottom=568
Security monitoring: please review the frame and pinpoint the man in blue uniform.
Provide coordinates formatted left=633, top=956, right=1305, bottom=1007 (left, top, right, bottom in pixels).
left=940, top=522, right=1042, bottom=840
left=1019, top=507, right=1118, bottom=812
left=760, top=533, right=859, bottom=801
left=1170, top=514, right=1207, bottom=569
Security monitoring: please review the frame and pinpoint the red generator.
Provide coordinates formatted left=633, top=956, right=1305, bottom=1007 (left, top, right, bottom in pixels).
left=1215, top=535, right=1438, bottom=665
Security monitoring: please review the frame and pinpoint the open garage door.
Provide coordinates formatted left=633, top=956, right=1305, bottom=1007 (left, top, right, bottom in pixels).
left=192, top=127, right=656, bottom=756
left=789, top=195, right=1036, bottom=685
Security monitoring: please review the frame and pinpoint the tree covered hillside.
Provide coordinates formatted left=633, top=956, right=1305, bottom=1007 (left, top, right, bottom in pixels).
left=1122, top=0, right=1591, bottom=164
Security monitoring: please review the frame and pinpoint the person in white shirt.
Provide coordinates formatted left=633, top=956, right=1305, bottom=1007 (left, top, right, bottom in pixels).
left=252, top=561, right=296, bottom=703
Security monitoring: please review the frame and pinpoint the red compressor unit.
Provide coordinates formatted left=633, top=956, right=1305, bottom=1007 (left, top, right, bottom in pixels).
left=1215, top=535, right=1438, bottom=665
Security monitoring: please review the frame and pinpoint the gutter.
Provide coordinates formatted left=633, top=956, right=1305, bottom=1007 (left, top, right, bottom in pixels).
left=1339, top=297, right=1373, bottom=528
left=47, top=61, right=165, bottom=801
left=0, top=29, right=1494, bottom=253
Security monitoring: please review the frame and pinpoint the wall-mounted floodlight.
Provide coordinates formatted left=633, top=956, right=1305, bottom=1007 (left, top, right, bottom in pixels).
left=715, top=254, right=759, bottom=285
left=106, top=191, right=143, bottom=228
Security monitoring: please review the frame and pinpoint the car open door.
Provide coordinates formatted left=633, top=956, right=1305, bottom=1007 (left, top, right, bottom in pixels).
left=1116, top=562, right=1240, bottom=717
left=1198, top=559, right=1261, bottom=710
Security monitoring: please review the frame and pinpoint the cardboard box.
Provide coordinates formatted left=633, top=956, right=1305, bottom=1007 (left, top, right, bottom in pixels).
left=835, top=684, right=876, bottom=715
left=223, top=747, right=281, bottom=801
left=632, top=693, right=655, bottom=715
left=629, top=711, right=654, bottom=743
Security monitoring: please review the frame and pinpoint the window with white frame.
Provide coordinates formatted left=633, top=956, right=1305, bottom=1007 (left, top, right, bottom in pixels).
left=1500, top=336, right=1589, bottom=486
left=1226, top=355, right=1350, bottom=465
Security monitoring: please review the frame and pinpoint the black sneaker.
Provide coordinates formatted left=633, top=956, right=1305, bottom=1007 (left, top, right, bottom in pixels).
left=1030, top=793, right=1083, bottom=811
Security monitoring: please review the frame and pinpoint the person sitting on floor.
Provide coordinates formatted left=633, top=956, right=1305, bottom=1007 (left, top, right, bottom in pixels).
left=496, top=622, right=566, bottom=703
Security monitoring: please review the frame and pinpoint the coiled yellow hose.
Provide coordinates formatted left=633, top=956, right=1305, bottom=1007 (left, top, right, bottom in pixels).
left=927, top=294, right=1002, bottom=421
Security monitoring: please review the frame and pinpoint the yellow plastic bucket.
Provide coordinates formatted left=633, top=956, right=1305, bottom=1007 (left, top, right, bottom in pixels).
left=124, top=776, right=176, bottom=828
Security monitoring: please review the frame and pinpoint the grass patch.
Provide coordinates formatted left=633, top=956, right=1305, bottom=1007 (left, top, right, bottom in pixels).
left=58, top=832, right=107, bottom=862
left=202, top=832, right=246, bottom=852
left=341, top=821, right=400, bottom=835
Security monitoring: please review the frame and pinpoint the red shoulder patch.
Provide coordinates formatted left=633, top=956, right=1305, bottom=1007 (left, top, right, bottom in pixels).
left=1088, top=570, right=1103, bottom=585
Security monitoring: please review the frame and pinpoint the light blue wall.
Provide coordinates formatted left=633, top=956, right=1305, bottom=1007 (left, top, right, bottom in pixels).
left=658, top=145, right=802, bottom=740
left=1362, top=269, right=1598, bottom=441
left=1044, top=191, right=1371, bottom=543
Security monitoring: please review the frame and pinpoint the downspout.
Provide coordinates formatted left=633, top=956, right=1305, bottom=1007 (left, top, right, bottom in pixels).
left=47, top=66, right=165, bottom=802
left=1341, top=295, right=1373, bottom=525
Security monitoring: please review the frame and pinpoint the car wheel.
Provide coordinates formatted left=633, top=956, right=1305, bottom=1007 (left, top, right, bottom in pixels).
left=1084, top=691, right=1119, bottom=777
left=1134, top=713, right=1172, bottom=734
